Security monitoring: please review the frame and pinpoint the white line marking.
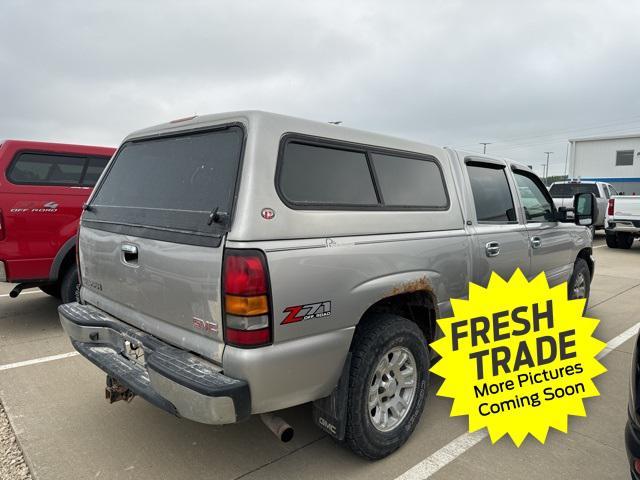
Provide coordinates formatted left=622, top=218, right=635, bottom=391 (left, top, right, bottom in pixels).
left=0, top=352, right=79, bottom=372
left=0, top=290, right=43, bottom=298
left=394, top=321, right=640, bottom=480
left=597, top=323, right=640, bottom=360
left=593, top=245, right=607, bottom=249
left=395, top=430, right=487, bottom=480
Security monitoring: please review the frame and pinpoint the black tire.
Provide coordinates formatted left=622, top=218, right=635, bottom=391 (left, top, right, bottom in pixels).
left=39, top=284, right=61, bottom=298
left=617, top=232, right=634, bottom=249
left=59, top=264, right=79, bottom=304
left=605, top=232, right=618, bottom=249
left=344, top=314, right=429, bottom=460
left=568, top=258, right=591, bottom=308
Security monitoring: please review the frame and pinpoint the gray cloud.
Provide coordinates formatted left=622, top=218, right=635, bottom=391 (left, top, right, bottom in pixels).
left=2, top=0, right=640, bottom=176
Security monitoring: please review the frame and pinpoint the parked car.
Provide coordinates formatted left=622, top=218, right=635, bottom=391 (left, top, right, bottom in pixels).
left=605, top=195, right=640, bottom=249
left=0, top=140, right=115, bottom=302
left=549, top=180, right=615, bottom=229
left=626, top=329, right=640, bottom=479
left=58, top=111, right=596, bottom=459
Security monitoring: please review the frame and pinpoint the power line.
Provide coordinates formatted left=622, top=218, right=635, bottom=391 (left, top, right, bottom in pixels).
left=454, top=113, right=640, bottom=150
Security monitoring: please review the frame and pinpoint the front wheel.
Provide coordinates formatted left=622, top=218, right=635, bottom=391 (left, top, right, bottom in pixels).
left=568, top=258, right=591, bottom=310
left=344, top=314, right=429, bottom=460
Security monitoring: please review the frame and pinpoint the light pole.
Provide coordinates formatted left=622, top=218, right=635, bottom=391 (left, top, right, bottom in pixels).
left=540, top=163, right=547, bottom=179
left=479, top=142, right=491, bottom=154
left=544, top=151, right=553, bottom=185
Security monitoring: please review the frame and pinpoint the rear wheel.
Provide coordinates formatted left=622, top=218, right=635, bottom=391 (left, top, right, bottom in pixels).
left=39, top=284, right=61, bottom=298
left=59, top=264, right=79, bottom=304
left=344, top=314, right=429, bottom=459
left=605, top=232, right=618, bottom=248
left=617, top=232, right=634, bottom=249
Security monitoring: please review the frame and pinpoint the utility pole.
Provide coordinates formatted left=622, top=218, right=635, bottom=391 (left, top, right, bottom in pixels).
left=479, top=142, right=491, bottom=154
left=544, top=151, right=553, bottom=185
left=540, top=163, right=547, bottom=179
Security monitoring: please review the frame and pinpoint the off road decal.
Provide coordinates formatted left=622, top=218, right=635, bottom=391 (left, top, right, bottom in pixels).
left=281, top=301, right=331, bottom=325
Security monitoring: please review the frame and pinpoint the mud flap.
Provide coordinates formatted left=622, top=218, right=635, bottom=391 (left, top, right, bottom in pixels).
left=312, top=353, right=351, bottom=441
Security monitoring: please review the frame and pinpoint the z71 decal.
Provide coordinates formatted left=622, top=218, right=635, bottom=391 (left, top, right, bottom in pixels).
left=281, top=301, right=332, bottom=325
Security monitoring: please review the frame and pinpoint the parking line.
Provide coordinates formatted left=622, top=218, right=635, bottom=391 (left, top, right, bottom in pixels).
left=0, top=352, right=79, bottom=372
left=394, top=321, right=640, bottom=480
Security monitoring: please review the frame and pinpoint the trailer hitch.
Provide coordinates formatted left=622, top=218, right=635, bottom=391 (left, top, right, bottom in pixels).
left=105, top=376, right=135, bottom=404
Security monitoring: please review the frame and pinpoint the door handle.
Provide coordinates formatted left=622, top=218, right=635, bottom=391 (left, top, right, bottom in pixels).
left=121, top=244, right=138, bottom=263
left=485, top=241, right=500, bottom=257
left=530, top=236, right=542, bottom=249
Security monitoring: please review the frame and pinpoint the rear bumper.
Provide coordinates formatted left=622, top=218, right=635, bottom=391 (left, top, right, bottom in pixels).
left=607, top=219, right=640, bottom=234
left=58, top=302, right=251, bottom=425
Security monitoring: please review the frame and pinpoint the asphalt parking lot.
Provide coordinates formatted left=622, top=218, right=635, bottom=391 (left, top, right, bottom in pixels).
left=1, top=232, right=639, bottom=480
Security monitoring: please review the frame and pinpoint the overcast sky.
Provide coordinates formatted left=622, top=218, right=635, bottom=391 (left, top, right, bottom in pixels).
left=2, top=0, right=640, bottom=177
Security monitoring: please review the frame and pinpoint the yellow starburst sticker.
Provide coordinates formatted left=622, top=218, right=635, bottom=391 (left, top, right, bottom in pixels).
left=430, top=269, right=607, bottom=446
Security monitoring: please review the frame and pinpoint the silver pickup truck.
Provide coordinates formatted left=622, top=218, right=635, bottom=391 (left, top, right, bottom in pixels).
left=58, top=111, right=596, bottom=459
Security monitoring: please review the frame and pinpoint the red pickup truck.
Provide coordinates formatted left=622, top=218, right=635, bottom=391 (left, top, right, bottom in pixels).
left=0, top=140, right=115, bottom=302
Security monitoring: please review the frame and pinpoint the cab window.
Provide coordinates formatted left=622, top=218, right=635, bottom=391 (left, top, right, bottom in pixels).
left=466, top=163, right=517, bottom=223
left=513, top=171, right=555, bottom=222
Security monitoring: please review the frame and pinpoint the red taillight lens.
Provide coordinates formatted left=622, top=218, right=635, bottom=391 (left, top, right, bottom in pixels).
left=224, top=255, right=268, bottom=295
left=0, top=209, right=5, bottom=241
left=223, top=250, right=271, bottom=347
left=608, top=198, right=615, bottom=216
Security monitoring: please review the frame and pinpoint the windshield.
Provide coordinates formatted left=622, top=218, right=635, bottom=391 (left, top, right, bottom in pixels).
left=548, top=183, right=599, bottom=198
left=85, top=125, right=244, bottom=246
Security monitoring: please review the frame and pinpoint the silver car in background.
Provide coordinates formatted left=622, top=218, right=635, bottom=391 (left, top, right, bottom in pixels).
left=58, top=111, right=596, bottom=459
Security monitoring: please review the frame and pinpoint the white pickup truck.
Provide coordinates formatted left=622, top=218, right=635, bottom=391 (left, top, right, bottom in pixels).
left=549, top=180, right=617, bottom=229
left=605, top=195, right=640, bottom=249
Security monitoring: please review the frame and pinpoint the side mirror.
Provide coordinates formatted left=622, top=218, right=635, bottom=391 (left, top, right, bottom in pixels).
left=573, top=192, right=597, bottom=226
left=555, top=206, right=577, bottom=222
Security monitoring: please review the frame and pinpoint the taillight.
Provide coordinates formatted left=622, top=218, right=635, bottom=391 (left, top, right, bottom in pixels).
left=0, top=209, right=5, bottom=241
left=608, top=198, right=615, bottom=216
left=223, top=250, right=271, bottom=348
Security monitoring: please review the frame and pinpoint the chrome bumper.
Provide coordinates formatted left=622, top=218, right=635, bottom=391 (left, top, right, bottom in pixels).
left=58, top=302, right=250, bottom=425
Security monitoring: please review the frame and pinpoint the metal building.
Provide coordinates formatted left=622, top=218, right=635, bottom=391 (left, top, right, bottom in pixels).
left=568, top=133, right=640, bottom=194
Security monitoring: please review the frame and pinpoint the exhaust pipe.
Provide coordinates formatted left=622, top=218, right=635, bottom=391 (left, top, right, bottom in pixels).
left=261, top=413, right=294, bottom=442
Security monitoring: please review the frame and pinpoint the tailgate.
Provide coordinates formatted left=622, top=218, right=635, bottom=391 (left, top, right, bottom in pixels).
left=78, top=124, right=245, bottom=363
left=612, top=196, right=640, bottom=220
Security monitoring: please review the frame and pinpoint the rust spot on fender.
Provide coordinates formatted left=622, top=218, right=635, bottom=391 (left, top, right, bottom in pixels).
left=390, top=276, right=434, bottom=296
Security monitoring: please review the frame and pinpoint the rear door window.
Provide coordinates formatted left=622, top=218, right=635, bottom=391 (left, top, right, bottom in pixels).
left=86, top=125, right=244, bottom=246
left=279, top=143, right=378, bottom=206
left=370, top=153, right=448, bottom=207
left=466, top=164, right=517, bottom=223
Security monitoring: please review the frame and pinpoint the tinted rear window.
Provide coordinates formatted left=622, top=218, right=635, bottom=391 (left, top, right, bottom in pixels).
left=87, top=126, right=244, bottom=244
left=8, top=152, right=109, bottom=186
left=279, top=142, right=378, bottom=205
left=371, top=153, right=448, bottom=207
left=467, top=164, right=517, bottom=223
left=548, top=183, right=599, bottom=198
